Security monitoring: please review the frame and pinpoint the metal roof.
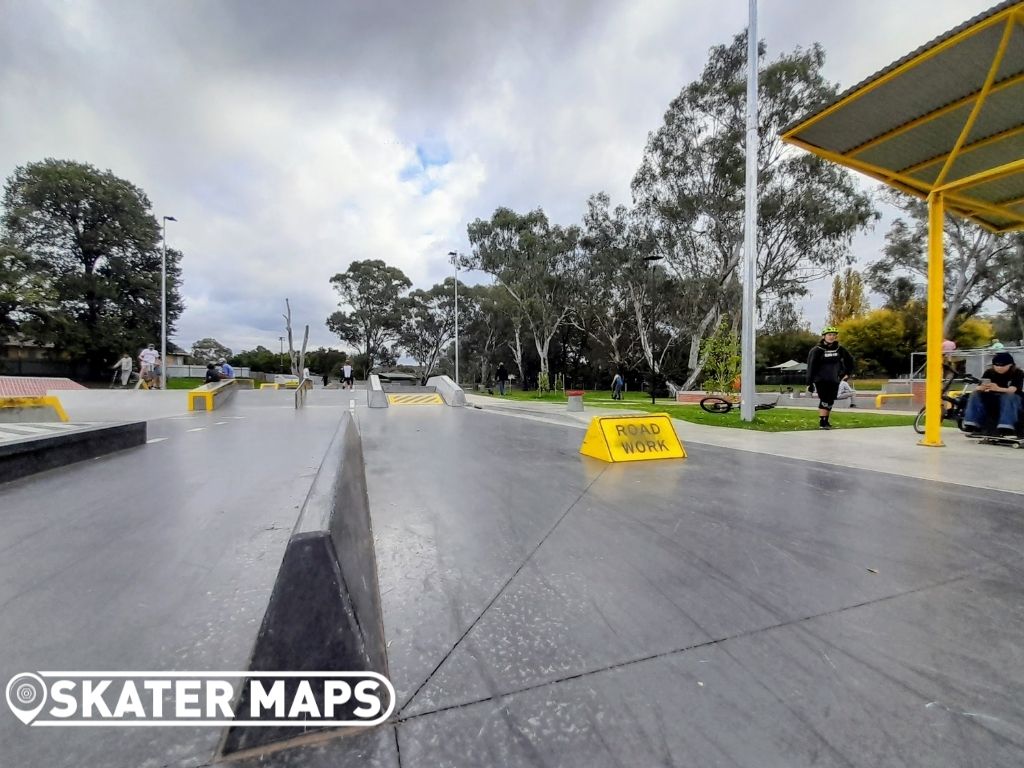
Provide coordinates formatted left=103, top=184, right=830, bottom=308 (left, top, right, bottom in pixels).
left=782, top=1, right=1024, bottom=233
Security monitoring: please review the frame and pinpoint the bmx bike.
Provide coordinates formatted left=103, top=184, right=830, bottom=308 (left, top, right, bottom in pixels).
left=912, top=371, right=979, bottom=435
left=699, top=393, right=781, bottom=414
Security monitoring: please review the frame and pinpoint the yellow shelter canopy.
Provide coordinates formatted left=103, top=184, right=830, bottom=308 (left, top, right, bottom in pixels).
left=782, top=0, right=1024, bottom=233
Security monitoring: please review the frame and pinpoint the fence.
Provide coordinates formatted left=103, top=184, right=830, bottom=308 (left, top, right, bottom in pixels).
left=166, top=365, right=252, bottom=379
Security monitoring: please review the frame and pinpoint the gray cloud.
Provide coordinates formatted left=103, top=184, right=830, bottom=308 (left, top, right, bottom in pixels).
left=0, top=0, right=998, bottom=350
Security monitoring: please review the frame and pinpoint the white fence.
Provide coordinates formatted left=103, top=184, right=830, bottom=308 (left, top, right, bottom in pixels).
left=166, top=365, right=252, bottom=379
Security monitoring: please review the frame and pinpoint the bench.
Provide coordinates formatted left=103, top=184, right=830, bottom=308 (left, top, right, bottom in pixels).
left=874, top=392, right=913, bottom=409
left=187, top=380, right=237, bottom=411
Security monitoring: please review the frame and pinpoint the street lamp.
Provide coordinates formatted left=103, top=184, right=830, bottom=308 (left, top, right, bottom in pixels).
left=447, top=251, right=460, bottom=386
left=161, top=215, right=177, bottom=390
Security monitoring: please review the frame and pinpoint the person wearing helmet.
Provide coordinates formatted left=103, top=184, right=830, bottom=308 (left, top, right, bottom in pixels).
left=807, top=326, right=855, bottom=430
left=218, top=358, right=235, bottom=378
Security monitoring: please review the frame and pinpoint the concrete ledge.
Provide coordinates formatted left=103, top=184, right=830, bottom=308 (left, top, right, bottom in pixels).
left=221, top=411, right=388, bottom=754
left=368, top=374, right=388, bottom=408
left=188, top=379, right=237, bottom=411
left=0, top=421, right=147, bottom=484
left=427, top=374, right=466, bottom=407
left=0, top=395, right=69, bottom=422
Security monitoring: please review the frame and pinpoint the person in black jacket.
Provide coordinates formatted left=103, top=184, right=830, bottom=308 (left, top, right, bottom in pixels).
left=807, top=326, right=855, bottom=430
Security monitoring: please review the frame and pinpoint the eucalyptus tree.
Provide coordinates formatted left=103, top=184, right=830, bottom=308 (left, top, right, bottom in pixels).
left=867, top=191, right=1024, bottom=336
left=326, top=259, right=411, bottom=376
left=465, top=207, right=583, bottom=379
left=401, top=279, right=457, bottom=380
left=632, top=32, right=876, bottom=388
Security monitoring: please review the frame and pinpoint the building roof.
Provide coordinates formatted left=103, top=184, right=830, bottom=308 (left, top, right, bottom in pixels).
left=782, top=1, right=1024, bottom=233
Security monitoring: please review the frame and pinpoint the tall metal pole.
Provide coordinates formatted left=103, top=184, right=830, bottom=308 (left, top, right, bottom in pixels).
left=160, top=217, right=174, bottom=390
left=449, top=252, right=460, bottom=385
left=739, top=0, right=759, bottom=422
left=454, top=261, right=459, bottom=385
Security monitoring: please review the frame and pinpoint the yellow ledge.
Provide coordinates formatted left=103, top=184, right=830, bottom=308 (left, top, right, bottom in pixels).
left=0, top=395, right=69, bottom=422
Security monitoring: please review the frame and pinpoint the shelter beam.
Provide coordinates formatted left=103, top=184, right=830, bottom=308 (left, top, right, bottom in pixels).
left=934, top=17, right=1015, bottom=187
left=920, top=193, right=946, bottom=448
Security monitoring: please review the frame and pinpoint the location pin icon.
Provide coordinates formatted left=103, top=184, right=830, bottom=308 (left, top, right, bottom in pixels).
left=6, top=673, right=47, bottom=725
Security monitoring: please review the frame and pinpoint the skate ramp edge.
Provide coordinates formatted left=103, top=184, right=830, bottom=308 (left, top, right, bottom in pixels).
left=427, top=374, right=466, bottom=406
left=220, top=410, right=388, bottom=755
left=367, top=374, right=388, bottom=408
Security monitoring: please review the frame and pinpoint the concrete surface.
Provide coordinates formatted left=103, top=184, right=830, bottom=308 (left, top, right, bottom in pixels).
left=50, top=389, right=191, bottom=422
left=2, top=389, right=1023, bottom=767
left=467, top=394, right=1024, bottom=495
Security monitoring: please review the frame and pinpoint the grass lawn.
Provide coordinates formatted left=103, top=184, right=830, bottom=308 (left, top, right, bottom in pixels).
left=165, top=377, right=205, bottom=389
left=476, top=389, right=914, bottom=432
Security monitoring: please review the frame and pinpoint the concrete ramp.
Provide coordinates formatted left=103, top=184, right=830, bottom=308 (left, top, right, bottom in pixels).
left=221, top=411, right=388, bottom=755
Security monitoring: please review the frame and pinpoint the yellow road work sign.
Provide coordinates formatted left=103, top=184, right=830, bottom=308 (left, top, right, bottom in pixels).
left=580, top=413, right=685, bottom=463
left=387, top=393, right=444, bottom=405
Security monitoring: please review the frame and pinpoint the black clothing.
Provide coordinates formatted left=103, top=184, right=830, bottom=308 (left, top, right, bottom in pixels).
left=496, top=365, right=509, bottom=382
left=204, top=370, right=222, bottom=383
left=981, top=365, right=1023, bottom=393
left=807, top=341, right=854, bottom=386
left=815, top=380, right=840, bottom=410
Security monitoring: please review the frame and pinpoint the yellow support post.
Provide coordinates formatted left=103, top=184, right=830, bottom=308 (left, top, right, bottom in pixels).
left=920, top=192, right=946, bottom=447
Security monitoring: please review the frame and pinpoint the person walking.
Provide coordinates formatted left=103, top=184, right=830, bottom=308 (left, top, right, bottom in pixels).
left=807, top=326, right=855, bottom=430
left=611, top=371, right=624, bottom=400
left=496, top=363, right=509, bottom=396
left=343, top=363, right=354, bottom=390
left=138, top=344, right=158, bottom=383
left=112, top=353, right=133, bottom=387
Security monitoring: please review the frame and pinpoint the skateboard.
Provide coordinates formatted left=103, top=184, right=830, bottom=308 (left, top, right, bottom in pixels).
left=969, top=433, right=1024, bottom=449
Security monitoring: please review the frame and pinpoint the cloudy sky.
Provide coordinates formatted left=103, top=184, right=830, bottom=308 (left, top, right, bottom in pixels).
left=0, top=0, right=1000, bottom=353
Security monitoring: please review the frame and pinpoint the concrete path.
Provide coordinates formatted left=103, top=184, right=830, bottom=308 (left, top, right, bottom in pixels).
left=467, top=394, right=1024, bottom=496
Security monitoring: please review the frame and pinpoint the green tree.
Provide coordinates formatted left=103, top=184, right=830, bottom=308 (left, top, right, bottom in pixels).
left=631, top=32, right=877, bottom=389
left=1, top=159, right=184, bottom=371
left=867, top=191, right=1024, bottom=335
left=0, top=243, right=44, bottom=334
left=460, top=284, right=510, bottom=386
left=326, top=259, right=411, bottom=377
left=826, top=268, right=869, bottom=326
left=700, top=320, right=741, bottom=394
left=838, top=309, right=908, bottom=377
left=952, top=316, right=993, bottom=350
left=302, top=347, right=348, bottom=379
left=191, top=337, right=232, bottom=363
left=465, top=207, right=582, bottom=379
left=230, top=345, right=279, bottom=372
left=401, top=280, right=456, bottom=379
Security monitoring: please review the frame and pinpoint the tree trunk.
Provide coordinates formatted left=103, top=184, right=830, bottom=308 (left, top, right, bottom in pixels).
left=682, top=306, right=722, bottom=390
left=508, top=326, right=525, bottom=387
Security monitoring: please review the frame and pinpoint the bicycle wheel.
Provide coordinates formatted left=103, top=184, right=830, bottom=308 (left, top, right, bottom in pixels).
left=913, top=407, right=926, bottom=434
left=700, top=396, right=734, bottom=414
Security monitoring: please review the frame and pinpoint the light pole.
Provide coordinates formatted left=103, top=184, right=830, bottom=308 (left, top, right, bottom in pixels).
left=447, top=251, right=460, bottom=385
left=161, top=215, right=177, bottom=390
left=739, top=0, right=759, bottom=422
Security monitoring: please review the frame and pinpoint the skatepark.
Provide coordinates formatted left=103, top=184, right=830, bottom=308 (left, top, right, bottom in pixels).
left=2, top=382, right=1022, bottom=767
